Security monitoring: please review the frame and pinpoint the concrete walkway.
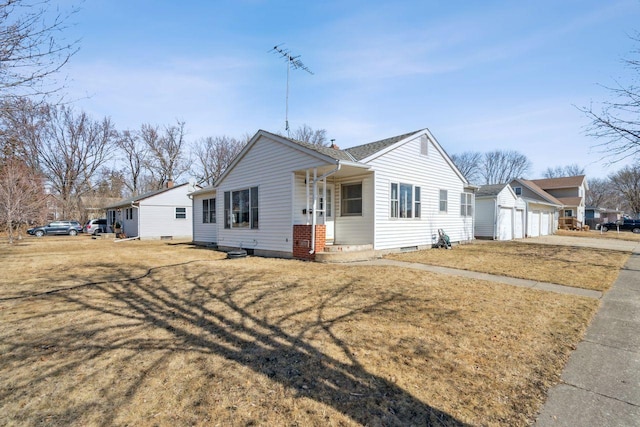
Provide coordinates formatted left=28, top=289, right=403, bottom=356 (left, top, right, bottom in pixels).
left=356, top=258, right=603, bottom=299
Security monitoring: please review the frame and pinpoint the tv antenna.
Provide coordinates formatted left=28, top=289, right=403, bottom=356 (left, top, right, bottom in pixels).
left=269, top=44, right=313, bottom=136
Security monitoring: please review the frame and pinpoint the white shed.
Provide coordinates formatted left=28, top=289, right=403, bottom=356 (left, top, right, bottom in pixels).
left=475, top=184, right=526, bottom=240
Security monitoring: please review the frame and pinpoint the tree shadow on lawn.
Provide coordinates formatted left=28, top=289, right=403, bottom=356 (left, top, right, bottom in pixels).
left=0, top=262, right=470, bottom=426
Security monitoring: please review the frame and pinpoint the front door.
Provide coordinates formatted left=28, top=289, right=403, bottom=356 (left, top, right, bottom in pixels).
left=319, top=183, right=335, bottom=242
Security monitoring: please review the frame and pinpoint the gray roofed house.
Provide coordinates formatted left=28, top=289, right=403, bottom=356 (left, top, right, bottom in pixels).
left=191, top=128, right=473, bottom=261
left=105, top=181, right=200, bottom=240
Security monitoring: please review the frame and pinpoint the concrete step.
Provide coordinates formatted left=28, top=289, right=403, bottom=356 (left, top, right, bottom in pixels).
left=315, top=249, right=375, bottom=263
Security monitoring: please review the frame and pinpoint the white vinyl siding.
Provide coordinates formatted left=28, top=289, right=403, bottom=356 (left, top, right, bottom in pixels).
left=334, top=174, right=374, bottom=245
left=193, top=191, right=217, bottom=244
left=108, top=184, right=194, bottom=240
left=216, top=134, right=333, bottom=254
left=474, top=186, right=525, bottom=240
left=368, top=132, right=470, bottom=250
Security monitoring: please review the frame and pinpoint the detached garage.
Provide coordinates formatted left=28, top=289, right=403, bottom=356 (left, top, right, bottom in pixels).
left=510, top=178, right=562, bottom=237
left=475, top=184, right=526, bottom=240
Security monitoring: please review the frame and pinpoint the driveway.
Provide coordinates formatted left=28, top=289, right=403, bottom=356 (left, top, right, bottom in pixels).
left=522, top=234, right=640, bottom=253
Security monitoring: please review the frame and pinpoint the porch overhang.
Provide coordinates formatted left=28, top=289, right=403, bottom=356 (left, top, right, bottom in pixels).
left=294, top=160, right=371, bottom=178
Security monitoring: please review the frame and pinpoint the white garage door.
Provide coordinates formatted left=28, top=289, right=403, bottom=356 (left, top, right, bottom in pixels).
left=530, top=211, right=541, bottom=237
left=498, top=207, right=513, bottom=240
left=514, top=209, right=524, bottom=239
left=541, top=212, right=551, bottom=236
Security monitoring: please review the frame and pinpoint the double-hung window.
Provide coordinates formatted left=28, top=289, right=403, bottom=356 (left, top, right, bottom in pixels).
left=439, top=190, right=448, bottom=213
left=224, top=187, right=258, bottom=229
left=460, top=193, right=473, bottom=217
left=341, top=183, right=362, bottom=216
left=202, top=198, right=216, bottom=223
left=390, top=183, right=421, bottom=218
left=175, top=207, right=187, bottom=219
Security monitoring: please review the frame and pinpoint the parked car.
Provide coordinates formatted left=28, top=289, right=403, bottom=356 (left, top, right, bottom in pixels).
left=83, top=218, right=108, bottom=235
left=27, top=220, right=83, bottom=237
left=600, top=219, right=640, bottom=233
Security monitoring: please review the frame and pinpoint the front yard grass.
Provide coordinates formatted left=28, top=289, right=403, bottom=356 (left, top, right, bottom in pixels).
left=0, top=238, right=601, bottom=426
left=386, top=240, right=629, bottom=292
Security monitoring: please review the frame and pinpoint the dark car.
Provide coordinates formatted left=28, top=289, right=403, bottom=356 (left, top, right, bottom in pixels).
left=27, top=220, right=83, bottom=237
left=601, top=219, right=640, bottom=233
left=83, top=218, right=108, bottom=235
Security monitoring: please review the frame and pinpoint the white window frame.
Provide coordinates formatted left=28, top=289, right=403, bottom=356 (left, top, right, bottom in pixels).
left=514, top=186, right=522, bottom=196
left=390, top=182, right=421, bottom=219
left=341, top=182, right=362, bottom=216
left=202, top=198, right=216, bottom=223
left=439, top=189, right=448, bottom=213
left=224, top=187, right=258, bottom=229
left=460, top=192, right=473, bottom=217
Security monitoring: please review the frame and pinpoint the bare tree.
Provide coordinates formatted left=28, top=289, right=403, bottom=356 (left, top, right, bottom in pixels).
left=0, top=0, right=79, bottom=102
left=290, top=124, right=328, bottom=146
left=116, top=129, right=148, bottom=196
left=142, top=121, right=190, bottom=189
left=543, top=164, right=585, bottom=178
left=450, top=151, right=482, bottom=184
left=0, top=156, right=47, bottom=243
left=192, top=135, right=246, bottom=186
left=579, top=33, right=640, bottom=163
left=36, top=105, right=117, bottom=218
left=479, top=150, right=531, bottom=185
left=586, top=177, right=622, bottom=209
left=609, top=163, right=640, bottom=216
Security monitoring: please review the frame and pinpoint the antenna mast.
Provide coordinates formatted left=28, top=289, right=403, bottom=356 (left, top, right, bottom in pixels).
left=269, top=44, right=313, bottom=136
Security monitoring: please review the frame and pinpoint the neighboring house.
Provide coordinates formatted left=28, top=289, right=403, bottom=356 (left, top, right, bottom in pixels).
left=191, top=129, right=473, bottom=260
left=528, top=175, right=588, bottom=228
left=585, top=206, right=623, bottom=229
left=509, top=179, right=562, bottom=237
left=105, top=181, right=200, bottom=240
left=474, top=184, right=526, bottom=240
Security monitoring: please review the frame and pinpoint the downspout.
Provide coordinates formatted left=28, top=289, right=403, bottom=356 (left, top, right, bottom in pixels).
left=493, top=199, right=498, bottom=240
left=310, top=162, right=342, bottom=254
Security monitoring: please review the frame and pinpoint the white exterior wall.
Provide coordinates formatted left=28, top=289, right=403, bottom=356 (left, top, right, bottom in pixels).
left=216, top=135, right=330, bottom=254
left=138, top=185, right=194, bottom=239
left=334, top=173, right=375, bottom=245
left=366, top=134, right=469, bottom=249
left=474, top=188, right=526, bottom=240
left=123, top=208, right=138, bottom=237
left=192, top=191, right=218, bottom=244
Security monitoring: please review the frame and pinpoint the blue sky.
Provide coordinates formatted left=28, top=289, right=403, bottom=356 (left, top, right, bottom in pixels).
left=62, top=0, right=640, bottom=179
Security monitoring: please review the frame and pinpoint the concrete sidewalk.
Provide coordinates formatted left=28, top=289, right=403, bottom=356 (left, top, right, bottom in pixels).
left=535, top=246, right=640, bottom=426
left=354, top=259, right=603, bottom=299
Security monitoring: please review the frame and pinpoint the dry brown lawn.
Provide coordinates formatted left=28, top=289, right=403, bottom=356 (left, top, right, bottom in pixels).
left=386, top=240, right=629, bottom=292
left=0, top=237, right=601, bottom=426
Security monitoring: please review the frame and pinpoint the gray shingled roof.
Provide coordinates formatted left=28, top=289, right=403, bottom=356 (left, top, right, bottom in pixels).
left=269, top=129, right=425, bottom=163
left=476, top=184, right=509, bottom=197
left=345, top=129, right=424, bottom=161
left=285, top=136, right=355, bottom=161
